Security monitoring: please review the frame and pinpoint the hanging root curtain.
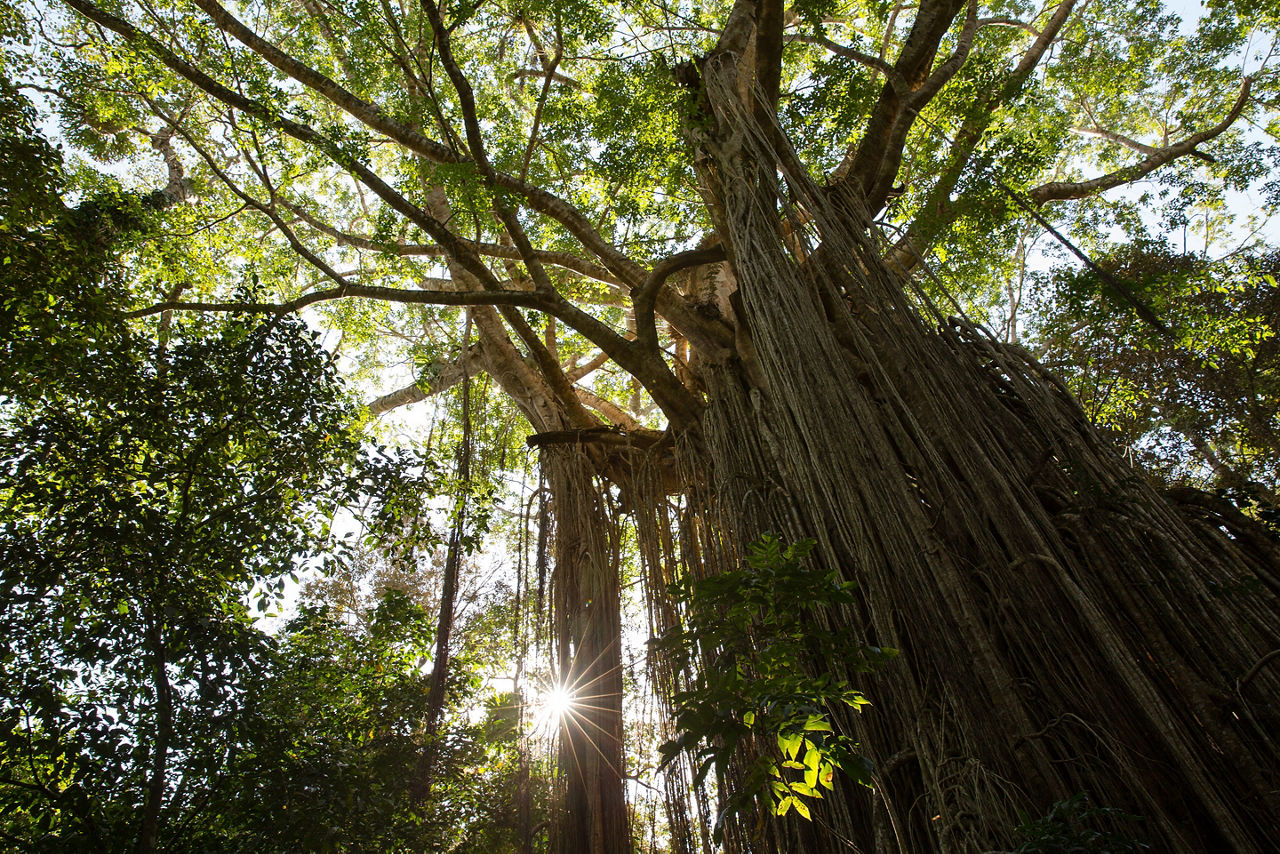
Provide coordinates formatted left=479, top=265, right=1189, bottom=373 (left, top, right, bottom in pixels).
left=539, top=445, right=630, bottom=854
left=630, top=44, right=1280, bottom=854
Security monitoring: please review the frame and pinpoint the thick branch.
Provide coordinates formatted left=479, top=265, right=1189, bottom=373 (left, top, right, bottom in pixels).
left=284, top=202, right=623, bottom=286
left=367, top=343, right=486, bottom=416
left=147, top=127, right=194, bottom=204
left=633, top=243, right=727, bottom=350
left=788, top=34, right=904, bottom=87
left=127, top=283, right=558, bottom=318
left=1029, top=78, right=1251, bottom=205
left=716, top=0, right=759, bottom=56
left=883, top=0, right=1078, bottom=272
left=575, top=388, right=644, bottom=431
left=1070, top=125, right=1215, bottom=164
left=525, top=425, right=662, bottom=450
left=833, top=0, right=968, bottom=205
left=754, top=0, right=785, bottom=120
left=909, top=0, right=979, bottom=112
left=856, top=0, right=979, bottom=210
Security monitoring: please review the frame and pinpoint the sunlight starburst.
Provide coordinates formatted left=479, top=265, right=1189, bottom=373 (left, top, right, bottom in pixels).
left=543, top=685, right=575, bottom=724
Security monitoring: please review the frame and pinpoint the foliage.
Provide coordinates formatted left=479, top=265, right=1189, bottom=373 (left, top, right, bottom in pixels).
left=1034, top=242, right=1280, bottom=505
left=5, top=0, right=1280, bottom=847
left=0, top=306, right=371, bottom=849
left=655, top=535, right=895, bottom=836
left=1009, top=794, right=1150, bottom=854
left=0, top=78, right=148, bottom=397
left=0, top=74, right=541, bottom=850
left=205, top=591, right=529, bottom=853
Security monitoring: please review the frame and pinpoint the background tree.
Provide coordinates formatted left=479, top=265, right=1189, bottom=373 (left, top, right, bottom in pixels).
left=1036, top=242, right=1280, bottom=508
left=0, top=80, right=540, bottom=851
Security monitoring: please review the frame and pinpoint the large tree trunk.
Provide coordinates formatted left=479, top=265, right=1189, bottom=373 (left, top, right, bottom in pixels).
left=675, top=49, right=1280, bottom=853
left=542, top=446, right=629, bottom=854
left=418, top=174, right=632, bottom=849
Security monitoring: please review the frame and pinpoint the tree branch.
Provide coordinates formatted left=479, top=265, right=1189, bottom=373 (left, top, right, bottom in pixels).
left=1071, top=125, right=1216, bottom=163
left=909, top=0, right=978, bottom=112
left=882, top=0, right=1079, bottom=272
left=512, top=67, right=582, bottom=89
left=422, top=0, right=701, bottom=426
left=1030, top=78, right=1251, bottom=205
left=185, top=0, right=647, bottom=287
left=566, top=349, right=613, bottom=383
left=852, top=0, right=979, bottom=210
left=787, top=34, right=905, bottom=89
left=525, top=425, right=662, bottom=450
left=833, top=0, right=969, bottom=211
left=283, top=201, right=623, bottom=286
left=976, top=16, right=1041, bottom=37
left=633, top=243, right=727, bottom=351
left=367, top=342, right=486, bottom=416
left=519, top=18, right=563, bottom=183
left=127, top=283, right=558, bottom=318
left=755, top=0, right=786, bottom=121
left=575, top=387, right=644, bottom=430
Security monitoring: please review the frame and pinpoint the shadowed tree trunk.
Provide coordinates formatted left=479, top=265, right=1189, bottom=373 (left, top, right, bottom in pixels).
left=463, top=315, right=630, bottom=852
left=663, top=41, right=1280, bottom=853
left=403, top=180, right=630, bottom=847
left=542, top=446, right=629, bottom=854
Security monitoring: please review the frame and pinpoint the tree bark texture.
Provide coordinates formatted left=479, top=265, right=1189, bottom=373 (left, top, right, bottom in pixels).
left=665, top=48, right=1280, bottom=853
left=543, top=446, right=629, bottom=854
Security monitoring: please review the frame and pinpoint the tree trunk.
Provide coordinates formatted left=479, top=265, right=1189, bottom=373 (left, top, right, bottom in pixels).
left=675, top=49, right=1280, bottom=853
left=137, top=617, right=173, bottom=854
left=542, top=446, right=629, bottom=854
left=416, top=175, right=631, bottom=848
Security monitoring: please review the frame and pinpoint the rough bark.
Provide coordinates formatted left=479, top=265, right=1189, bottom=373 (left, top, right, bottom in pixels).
left=542, top=447, right=629, bottom=854
left=467, top=328, right=630, bottom=853
left=137, top=617, right=173, bottom=854
left=662, top=43, right=1280, bottom=853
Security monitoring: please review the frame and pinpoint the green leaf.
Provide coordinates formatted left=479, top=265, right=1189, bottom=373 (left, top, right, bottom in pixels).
left=803, top=714, right=832, bottom=732
left=819, top=765, right=835, bottom=790
left=778, top=731, right=803, bottom=760
left=804, top=764, right=819, bottom=789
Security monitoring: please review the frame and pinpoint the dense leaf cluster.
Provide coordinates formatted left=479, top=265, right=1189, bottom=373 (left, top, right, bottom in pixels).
left=656, top=535, right=894, bottom=837
left=0, top=90, right=531, bottom=850
left=1036, top=241, right=1280, bottom=510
